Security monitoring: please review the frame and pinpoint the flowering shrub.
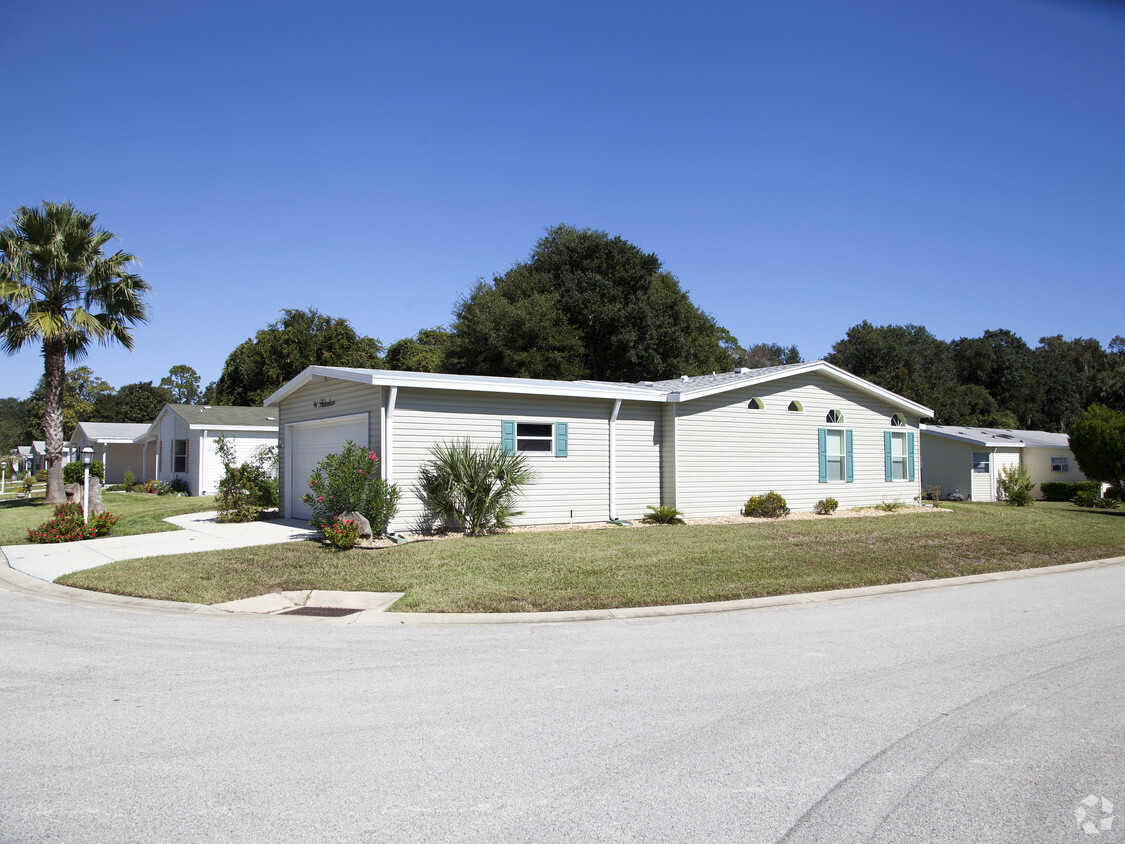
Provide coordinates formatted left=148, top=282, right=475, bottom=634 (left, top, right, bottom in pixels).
left=322, top=517, right=361, bottom=549
left=28, top=503, right=117, bottom=543
left=813, top=497, right=839, bottom=515
left=303, top=442, right=400, bottom=535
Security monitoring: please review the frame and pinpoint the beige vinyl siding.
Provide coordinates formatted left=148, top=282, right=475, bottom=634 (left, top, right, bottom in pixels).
left=919, top=435, right=971, bottom=500
left=674, top=372, right=922, bottom=515
left=660, top=404, right=677, bottom=508
left=614, top=403, right=662, bottom=520
left=1023, top=447, right=1087, bottom=497
left=392, top=388, right=615, bottom=528
left=276, top=378, right=382, bottom=517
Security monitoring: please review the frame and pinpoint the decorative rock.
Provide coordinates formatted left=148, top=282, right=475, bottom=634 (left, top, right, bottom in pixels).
left=336, top=511, right=372, bottom=539
left=65, top=478, right=106, bottom=514
left=64, top=483, right=82, bottom=504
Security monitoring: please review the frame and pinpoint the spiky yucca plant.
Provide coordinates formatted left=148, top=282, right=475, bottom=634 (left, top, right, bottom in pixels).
left=417, top=439, right=534, bottom=536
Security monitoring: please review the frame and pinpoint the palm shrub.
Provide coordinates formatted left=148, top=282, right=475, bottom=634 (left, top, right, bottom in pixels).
left=641, top=505, right=684, bottom=524
left=417, top=439, right=534, bottom=536
left=302, top=441, right=400, bottom=535
left=997, top=464, right=1035, bottom=506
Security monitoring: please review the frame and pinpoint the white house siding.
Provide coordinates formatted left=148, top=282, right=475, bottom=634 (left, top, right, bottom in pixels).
left=195, top=432, right=278, bottom=497
left=157, top=413, right=192, bottom=488
left=1023, top=447, right=1087, bottom=497
left=674, top=373, right=922, bottom=516
left=919, top=435, right=970, bottom=500
left=276, top=378, right=383, bottom=517
left=391, top=389, right=617, bottom=529
left=613, top=403, right=663, bottom=520
left=661, top=404, right=677, bottom=508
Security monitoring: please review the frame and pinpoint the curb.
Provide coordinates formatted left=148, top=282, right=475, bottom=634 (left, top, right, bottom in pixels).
left=3, top=554, right=1125, bottom=625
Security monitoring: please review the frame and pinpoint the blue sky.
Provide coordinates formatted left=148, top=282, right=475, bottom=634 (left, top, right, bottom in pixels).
left=3, top=0, right=1123, bottom=399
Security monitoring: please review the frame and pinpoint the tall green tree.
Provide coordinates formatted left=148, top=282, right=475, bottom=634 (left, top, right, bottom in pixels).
left=1068, top=404, right=1125, bottom=500
left=0, top=202, right=149, bottom=502
left=92, top=381, right=172, bottom=423
left=444, top=224, right=729, bottom=382
left=159, top=364, right=202, bottom=404
left=827, top=322, right=953, bottom=414
left=215, top=308, right=384, bottom=406
left=24, top=365, right=115, bottom=442
left=0, top=396, right=31, bottom=457
left=952, top=329, right=1038, bottom=427
left=384, top=327, right=452, bottom=373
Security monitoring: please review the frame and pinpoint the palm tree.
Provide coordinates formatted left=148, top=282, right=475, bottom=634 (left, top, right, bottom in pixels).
left=0, top=202, right=150, bottom=503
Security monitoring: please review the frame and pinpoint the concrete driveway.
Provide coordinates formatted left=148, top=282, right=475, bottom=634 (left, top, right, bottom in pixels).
left=2, top=560, right=1124, bottom=842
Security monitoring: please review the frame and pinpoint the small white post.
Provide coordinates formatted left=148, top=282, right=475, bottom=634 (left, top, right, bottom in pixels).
left=81, top=446, right=94, bottom=523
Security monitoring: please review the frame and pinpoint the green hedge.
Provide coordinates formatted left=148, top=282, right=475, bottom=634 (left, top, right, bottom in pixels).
left=1039, top=480, right=1100, bottom=502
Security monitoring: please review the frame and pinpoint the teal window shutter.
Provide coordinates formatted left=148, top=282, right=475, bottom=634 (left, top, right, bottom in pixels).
left=501, top=420, right=515, bottom=456
left=884, top=431, right=893, bottom=482
left=845, top=429, right=854, bottom=483
left=555, top=422, right=568, bottom=457
left=818, top=428, right=827, bottom=483
left=907, top=432, right=915, bottom=481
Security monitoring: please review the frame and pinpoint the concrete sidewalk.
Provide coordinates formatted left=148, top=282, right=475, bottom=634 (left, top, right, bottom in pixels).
left=1, top=511, right=321, bottom=582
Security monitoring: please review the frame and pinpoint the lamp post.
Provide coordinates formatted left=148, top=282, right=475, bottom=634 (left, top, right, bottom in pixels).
left=81, top=446, right=94, bottom=524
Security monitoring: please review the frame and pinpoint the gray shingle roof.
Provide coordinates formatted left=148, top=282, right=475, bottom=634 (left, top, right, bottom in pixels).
left=646, top=362, right=812, bottom=395
left=922, top=425, right=1071, bottom=448
left=166, top=404, right=278, bottom=428
left=73, top=422, right=152, bottom=442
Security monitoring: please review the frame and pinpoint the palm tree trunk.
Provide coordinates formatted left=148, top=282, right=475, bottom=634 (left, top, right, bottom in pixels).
left=43, top=340, right=67, bottom=504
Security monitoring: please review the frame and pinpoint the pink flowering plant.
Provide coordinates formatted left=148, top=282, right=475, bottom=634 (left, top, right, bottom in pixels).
left=322, top=517, right=361, bottom=549
left=301, top=441, right=400, bottom=536
left=28, top=503, right=118, bottom=544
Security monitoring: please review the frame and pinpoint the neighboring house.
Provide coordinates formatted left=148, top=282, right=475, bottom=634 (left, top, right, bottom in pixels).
left=67, top=422, right=152, bottom=485
left=30, top=441, right=47, bottom=474
left=136, top=404, right=279, bottom=496
left=9, top=446, right=33, bottom=474
left=920, top=425, right=1089, bottom=501
left=264, top=361, right=933, bottom=530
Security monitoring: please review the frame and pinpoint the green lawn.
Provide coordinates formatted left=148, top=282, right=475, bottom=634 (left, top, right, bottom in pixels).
left=0, top=492, right=218, bottom=546
left=56, top=502, right=1125, bottom=613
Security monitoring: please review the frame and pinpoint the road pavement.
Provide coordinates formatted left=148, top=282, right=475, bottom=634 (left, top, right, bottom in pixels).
left=2, top=562, right=1123, bottom=842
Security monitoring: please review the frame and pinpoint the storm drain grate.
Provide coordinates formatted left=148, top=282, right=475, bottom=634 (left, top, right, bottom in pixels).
left=280, top=606, right=363, bottom=617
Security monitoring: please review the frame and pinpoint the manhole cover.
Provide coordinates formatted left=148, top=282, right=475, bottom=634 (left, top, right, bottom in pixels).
left=280, top=606, right=363, bottom=617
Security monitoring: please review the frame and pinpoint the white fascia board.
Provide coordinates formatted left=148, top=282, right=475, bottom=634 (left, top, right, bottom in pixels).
left=264, top=366, right=666, bottom=405
left=671, top=361, right=935, bottom=417
left=184, top=424, right=279, bottom=432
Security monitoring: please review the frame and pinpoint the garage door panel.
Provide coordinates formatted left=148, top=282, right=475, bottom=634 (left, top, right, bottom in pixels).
left=289, top=415, right=369, bottom=520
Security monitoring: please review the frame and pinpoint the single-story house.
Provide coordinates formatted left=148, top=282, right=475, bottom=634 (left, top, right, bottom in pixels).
left=8, top=446, right=32, bottom=474
left=920, top=425, right=1089, bottom=501
left=68, top=422, right=153, bottom=485
left=30, top=441, right=48, bottom=474
left=135, top=404, right=279, bottom=496
left=264, top=361, right=934, bottom=531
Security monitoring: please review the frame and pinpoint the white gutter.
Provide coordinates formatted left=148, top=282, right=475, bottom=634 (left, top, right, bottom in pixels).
left=608, top=399, right=621, bottom=521
left=385, top=386, right=398, bottom=533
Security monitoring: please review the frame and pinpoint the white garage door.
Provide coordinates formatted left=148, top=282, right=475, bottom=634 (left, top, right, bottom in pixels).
left=288, top=414, right=369, bottom=519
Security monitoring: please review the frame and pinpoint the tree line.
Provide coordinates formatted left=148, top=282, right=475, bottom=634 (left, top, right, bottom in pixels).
left=3, top=204, right=1121, bottom=500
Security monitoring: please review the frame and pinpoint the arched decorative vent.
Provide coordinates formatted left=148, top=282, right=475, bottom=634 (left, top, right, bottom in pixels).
left=747, top=397, right=765, bottom=410
left=788, top=400, right=803, bottom=412
left=826, top=409, right=844, bottom=424
left=891, top=413, right=906, bottom=427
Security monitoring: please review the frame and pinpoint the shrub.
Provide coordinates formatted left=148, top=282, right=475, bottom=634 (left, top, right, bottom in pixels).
left=36, top=469, right=47, bottom=482
left=1040, top=480, right=1099, bottom=502
left=814, top=497, right=838, bottom=515
left=214, top=435, right=282, bottom=522
left=876, top=500, right=903, bottom=512
left=1073, top=491, right=1121, bottom=510
left=122, top=469, right=136, bottom=488
left=169, top=476, right=190, bottom=495
left=997, top=464, right=1035, bottom=506
left=63, top=460, right=105, bottom=484
left=302, top=441, right=401, bottom=535
left=28, top=503, right=117, bottom=543
left=642, top=505, right=684, bottom=525
left=322, top=517, right=361, bottom=549
left=921, top=484, right=942, bottom=502
left=417, top=439, right=534, bottom=536
left=743, top=491, right=789, bottom=519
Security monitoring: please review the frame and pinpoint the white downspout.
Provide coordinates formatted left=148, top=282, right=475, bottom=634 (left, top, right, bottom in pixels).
left=198, top=431, right=208, bottom=496
left=385, top=386, right=397, bottom=533
left=101, top=444, right=107, bottom=484
left=609, top=399, right=621, bottom=521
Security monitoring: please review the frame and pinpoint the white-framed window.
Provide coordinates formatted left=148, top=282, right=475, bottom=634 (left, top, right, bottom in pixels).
left=1051, top=457, right=1068, bottom=472
left=972, top=452, right=990, bottom=474
left=889, top=432, right=907, bottom=480
left=788, top=400, right=803, bottom=412
left=826, top=409, right=844, bottom=424
left=516, top=422, right=553, bottom=453
left=173, top=439, right=188, bottom=474
left=825, top=429, right=846, bottom=481
left=746, top=398, right=764, bottom=410
left=891, top=413, right=906, bottom=427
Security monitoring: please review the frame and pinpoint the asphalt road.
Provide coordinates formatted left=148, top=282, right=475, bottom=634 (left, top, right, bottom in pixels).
left=2, top=564, right=1124, bottom=843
